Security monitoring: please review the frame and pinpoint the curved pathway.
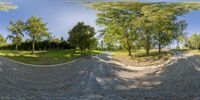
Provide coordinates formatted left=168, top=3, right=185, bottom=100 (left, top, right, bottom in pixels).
left=0, top=52, right=200, bottom=100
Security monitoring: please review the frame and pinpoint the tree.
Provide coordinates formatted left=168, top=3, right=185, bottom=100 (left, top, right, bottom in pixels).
left=143, top=4, right=188, bottom=53
left=0, top=34, right=5, bottom=46
left=95, top=3, right=143, bottom=56
left=187, top=33, right=200, bottom=50
left=147, top=5, right=172, bottom=53
left=68, top=22, right=97, bottom=53
left=92, top=2, right=156, bottom=56
left=173, top=20, right=188, bottom=49
left=7, top=20, right=25, bottom=50
left=92, top=2, right=200, bottom=56
left=26, top=16, right=49, bottom=53
left=136, top=5, right=156, bottom=56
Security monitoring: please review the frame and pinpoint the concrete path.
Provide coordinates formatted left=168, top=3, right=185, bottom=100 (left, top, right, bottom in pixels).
left=0, top=52, right=200, bottom=100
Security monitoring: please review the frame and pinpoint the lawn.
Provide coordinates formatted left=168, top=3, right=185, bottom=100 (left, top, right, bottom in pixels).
left=189, top=50, right=200, bottom=55
left=0, top=50, right=102, bottom=65
left=112, top=50, right=173, bottom=66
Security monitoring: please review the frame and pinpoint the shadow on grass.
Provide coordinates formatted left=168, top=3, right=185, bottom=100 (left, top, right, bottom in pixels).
left=112, top=51, right=173, bottom=66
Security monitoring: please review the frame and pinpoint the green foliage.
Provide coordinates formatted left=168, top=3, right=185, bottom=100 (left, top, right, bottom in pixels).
left=68, top=22, right=97, bottom=52
left=0, top=50, right=81, bottom=65
left=90, top=2, right=148, bottom=11
left=0, top=2, right=17, bottom=11
left=0, top=34, right=5, bottom=46
left=92, top=2, right=199, bottom=56
left=8, top=20, right=25, bottom=37
left=7, top=20, right=25, bottom=50
left=186, top=33, right=200, bottom=50
left=139, top=4, right=188, bottom=53
left=0, top=40, right=73, bottom=51
left=0, top=49, right=102, bottom=65
left=96, top=3, right=142, bottom=56
left=26, top=16, right=49, bottom=39
left=26, top=16, right=49, bottom=53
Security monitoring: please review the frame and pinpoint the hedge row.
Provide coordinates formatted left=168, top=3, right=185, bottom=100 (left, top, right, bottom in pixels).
left=0, top=41, right=75, bottom=50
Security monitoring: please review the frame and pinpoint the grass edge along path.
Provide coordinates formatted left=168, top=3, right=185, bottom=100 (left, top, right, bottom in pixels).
left=112, top=50, right=173, bottom=67
left=0, top=50, right=102, bottom=65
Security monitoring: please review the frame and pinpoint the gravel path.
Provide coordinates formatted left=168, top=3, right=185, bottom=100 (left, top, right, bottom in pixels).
left=0, top=52, right=200, bottom=100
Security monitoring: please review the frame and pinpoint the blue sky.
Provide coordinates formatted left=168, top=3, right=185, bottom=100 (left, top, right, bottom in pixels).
left=0, top=0, right=200, bottom=41
left=0, top=0, right=98, bottom=40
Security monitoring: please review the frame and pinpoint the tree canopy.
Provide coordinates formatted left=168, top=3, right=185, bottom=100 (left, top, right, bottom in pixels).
left=26, top=16, right=49, bottom=53
left=91, top=2, right=200, bottom=56
left=185, top=33, right=200, bottom=50
left=0, top=2, right=17, bottom=11
left=7, top=20, right=25, bottom=50
left=68, top=22, right=97, bottom=53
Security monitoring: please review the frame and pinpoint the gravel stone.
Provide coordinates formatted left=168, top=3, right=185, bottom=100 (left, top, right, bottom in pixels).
left=0, top=52, right=200, bottom=99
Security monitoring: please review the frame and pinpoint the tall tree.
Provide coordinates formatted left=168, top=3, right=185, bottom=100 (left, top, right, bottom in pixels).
left=144, top=4, right=187, bottom=53
left=95, top=4, right=142, bottom=56
left=7, top=20, right=25, bottom=50
left=173, top=20, right=188, bottom=49
left=136, top=5, right=156, bottom=56
left=92, top=2, right=152, bottom=56
left=26, top=16, right=48, bottom=53
left=68, top=22, right=97, bottom=53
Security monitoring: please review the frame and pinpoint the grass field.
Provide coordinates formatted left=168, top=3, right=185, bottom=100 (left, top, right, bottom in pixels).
left=0, top=50, right=102, bottom=65
left=112, top=50, right=173, bottom=66
left=0, top=49, right=187, bottom=66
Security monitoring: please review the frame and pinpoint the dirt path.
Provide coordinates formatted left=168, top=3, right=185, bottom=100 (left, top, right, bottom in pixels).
left=0, top=52, right=200, bottom=100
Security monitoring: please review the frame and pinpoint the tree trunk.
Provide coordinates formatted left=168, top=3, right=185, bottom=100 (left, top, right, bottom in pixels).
left=32, top=35, right=35, bottom=54
left=126, top=38, right=132, bottom=56
left=177, top=40, right=180, bottom=49
left=146, top=46, right=149, bottom=56
left=128, top=48, right=132, bottom=56
left=80, top=48, right=84, bottom=55
left=16, top=33, right=19, bottom=51
left=145, top=31, right=150, bottom=56
left=159, top=43, right=161, bottom=53
left=127, top=42, right=132, bottom=56
left=158, top=32, right=161, bottom=54
left=15, top=44, right=18, bottom=51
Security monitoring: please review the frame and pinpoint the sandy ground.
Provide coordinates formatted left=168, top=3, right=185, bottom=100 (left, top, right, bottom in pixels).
left=0, top=51, right=200, bottom=100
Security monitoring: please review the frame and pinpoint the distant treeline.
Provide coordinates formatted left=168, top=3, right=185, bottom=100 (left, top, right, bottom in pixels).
left=184, top=33, right=200, bottom=50
left=0, top=41, right=74, bottom=51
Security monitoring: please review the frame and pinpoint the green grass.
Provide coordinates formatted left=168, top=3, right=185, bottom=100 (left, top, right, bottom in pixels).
left=112, top=50, right=173, bottom=66
left=189, top=50, right=200, bottom=55
left=171, top=49, right=200, bottom=55
left=0, top=50, right=102, bottom=65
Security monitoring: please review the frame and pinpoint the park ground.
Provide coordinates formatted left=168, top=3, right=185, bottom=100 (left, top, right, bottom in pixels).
left=0, top=50, right=102, bottom=65
left=112, top=50, right=173, bottom=66
left=0, top=49, right=200, bottom=66
left=0, top=49, right=198, bottom=66
left=0, top=49, right=174, bottom=65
